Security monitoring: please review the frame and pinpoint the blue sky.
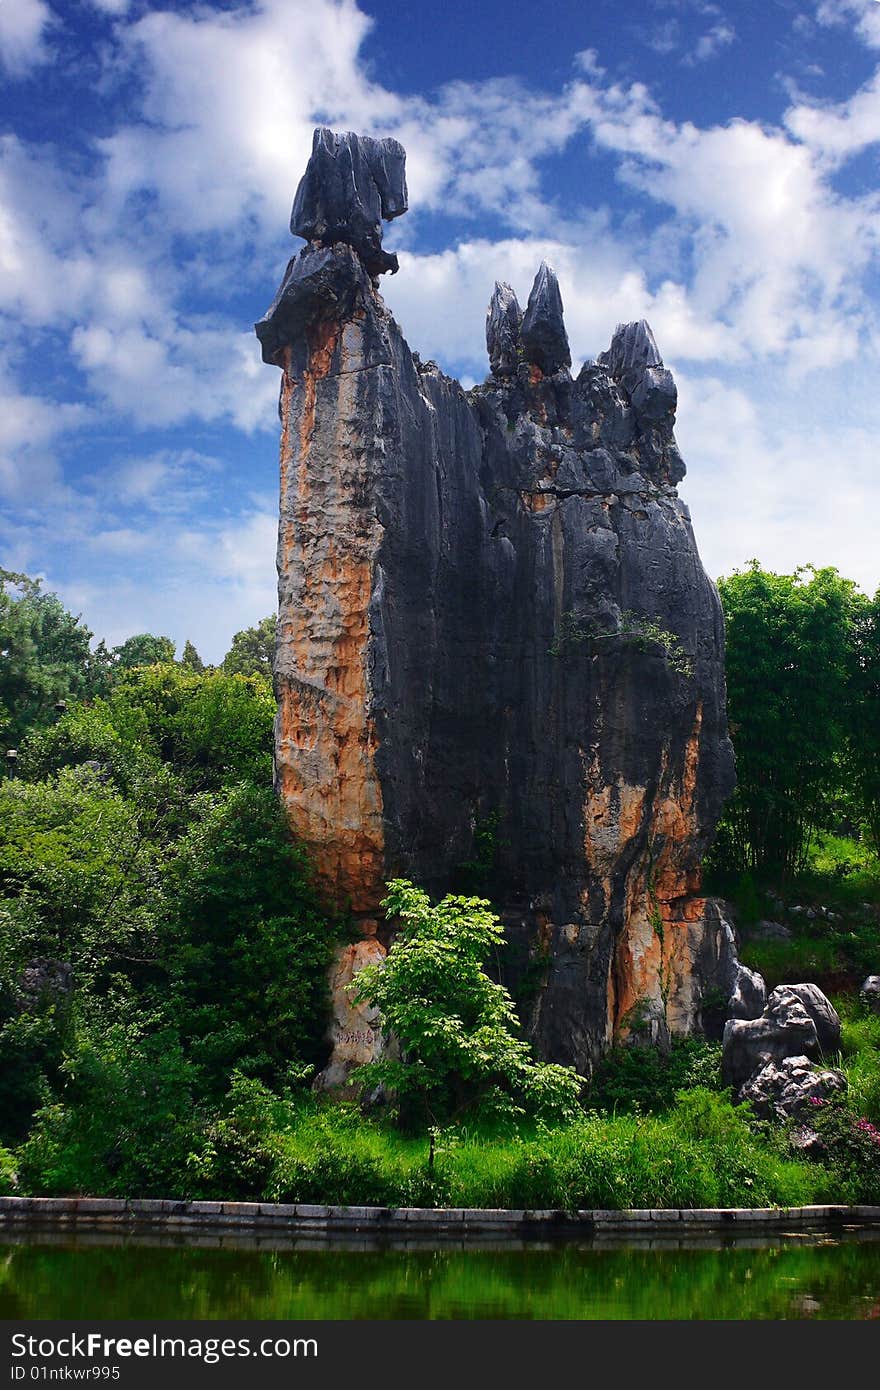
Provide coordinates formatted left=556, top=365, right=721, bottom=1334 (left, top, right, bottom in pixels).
left=1, top=0, right=879, bottom=662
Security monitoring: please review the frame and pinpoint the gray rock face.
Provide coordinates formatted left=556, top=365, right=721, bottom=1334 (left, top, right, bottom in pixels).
left=17, top=958, right=73, bottom=1011
left=740, top=1054, right=847, bottom=1122
left=520, top=262, right=571, bottom=374
left=770, top=983, right=841, bottom=1057
left=258, top=128, right=737, bottom=1079
left=722, top=989, right=819, bottom=1090
left=860, top=975, right=880, bottom=1014
left=486, top=281, right=522, bottom=377
left=290, top=127, right=407, bottom=277
left=598, top=320, right=677, bottom=431
left=728, top=962, right=767, bottom=1021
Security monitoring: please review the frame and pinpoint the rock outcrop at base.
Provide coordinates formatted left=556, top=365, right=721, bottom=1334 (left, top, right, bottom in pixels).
left=257, top=128, right=737, bottom=1083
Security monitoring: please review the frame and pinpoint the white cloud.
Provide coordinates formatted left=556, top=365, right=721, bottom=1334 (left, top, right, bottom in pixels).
left=678, top=370, right=880, bottom=596
left=0, top=0, right=52, bottom=76
left=684, top=21, right=736, bottom=66
left=2, top=0, right=880, bottom=649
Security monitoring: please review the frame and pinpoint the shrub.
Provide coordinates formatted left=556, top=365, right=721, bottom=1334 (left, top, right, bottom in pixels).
left=350, top=880, right=582, bottom=1131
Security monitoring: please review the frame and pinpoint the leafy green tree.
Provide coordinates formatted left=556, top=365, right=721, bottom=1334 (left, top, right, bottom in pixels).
left=112, top=633, right=176, bottom=669
left=350, top=880, right=581, bottom=1131
left=848, top=591, right=880, bottom=856
left=222, top=615, right=276, bottom=678
left=717, top=562, right=865, bottom=877
left=165, top=784, right=337, bottom=1091
left=0, top=570, right=110, bottom=750
left=180, top=639, right=206, bottom=673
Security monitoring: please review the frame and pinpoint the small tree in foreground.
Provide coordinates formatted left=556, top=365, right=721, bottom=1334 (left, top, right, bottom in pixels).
left=349, top=880, right=581, bottom=1133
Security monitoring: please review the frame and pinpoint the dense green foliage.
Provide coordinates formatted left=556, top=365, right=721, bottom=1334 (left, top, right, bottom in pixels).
left=0, top=571, right=110, bottom=750
left=350, top=880, right=582, bottom=1131
left=716, top=563, right=863, bottom=877
left=0, top=584, right=339, bottom=1169
left=222, top=615, right=276, bottom=679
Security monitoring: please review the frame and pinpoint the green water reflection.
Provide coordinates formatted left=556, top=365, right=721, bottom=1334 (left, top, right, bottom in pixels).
left=1, top=1232, right=879, bottom=1320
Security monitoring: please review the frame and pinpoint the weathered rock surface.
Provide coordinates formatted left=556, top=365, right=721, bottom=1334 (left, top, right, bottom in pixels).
left=486, top=281, right=522, bottom=377
left=290, top=127, right=407, bottom=277
left=860, top=975, right=880, bottom=1014
left=770, top=983, right=841, bottom=1057
left=740, top=1054, right=847, bottom=1122
left=722, top=989, right=820, bottom=1090
left=320, top=937, right=389, bottom=1090
left=258, top=128, right=736, bottom=1081
left=598, top=320, right=678, bottom=432
left=728, top=961, right=767, bottom=1021
left=520, top=261, right=571, bottom=374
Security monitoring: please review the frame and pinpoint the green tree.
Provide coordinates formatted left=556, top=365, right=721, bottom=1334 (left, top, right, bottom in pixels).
left=0, top=570, right=110, bottom=750
left=222, top=615, right=276, bottom=678
left=350, top=880, right=581, bottom=1132
left=180, top=640, right=206, bottom=673
left=717, top=562, right=865, bottom=877
left=165, top=784, right=337, bottom=1091
left=112, top=633, right=176, bottom=669
left=849, top=590, right=880, bottom=856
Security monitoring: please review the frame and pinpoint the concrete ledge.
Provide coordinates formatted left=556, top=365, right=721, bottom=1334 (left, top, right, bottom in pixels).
left=0, top=1196, right=878, bottom=1237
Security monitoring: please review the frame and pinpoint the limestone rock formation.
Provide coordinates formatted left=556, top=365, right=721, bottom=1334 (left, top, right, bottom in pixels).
left=257, top=128, right=737, bottom=1082
left=520, top=261, right=571, bottom=374
left=722, top=982, right=841, bottom=1090
left=739, top=1054, right=847, bottom=1122
left=486, top=281, right=522, bottom=377
left=290, top=126, right=407, bottom=276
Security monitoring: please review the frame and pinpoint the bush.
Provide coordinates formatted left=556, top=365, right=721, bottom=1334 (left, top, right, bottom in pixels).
left=810, top=1101, right=880, bottom=1204
left=588, top=1039, right=723, bottom=1114
left=17, top=1026, right=208, bottom=1198
left=350, top=880, right=582, bottom=1131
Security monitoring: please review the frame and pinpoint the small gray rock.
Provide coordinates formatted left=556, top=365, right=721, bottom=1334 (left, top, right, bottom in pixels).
left=739, top=1054, right=847, bottom=1122
left=860, top=976, right=880, bottom=1015
left=486, top=281, right=522, bottom=377
left=750, top=919, right=792, bottom=941
left=520, top=262, right=571, bottom=374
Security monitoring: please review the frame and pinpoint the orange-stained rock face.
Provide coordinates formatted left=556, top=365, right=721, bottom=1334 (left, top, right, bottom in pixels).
left=274, top=314, right=386, bottom=916
left=320, top=937, right=389, bottom=1090
left=593, top=702, right=713, bottom=1043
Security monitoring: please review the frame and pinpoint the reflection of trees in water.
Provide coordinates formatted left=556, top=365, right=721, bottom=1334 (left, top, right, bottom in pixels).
left=0, top=1235, right=879, bottom=1320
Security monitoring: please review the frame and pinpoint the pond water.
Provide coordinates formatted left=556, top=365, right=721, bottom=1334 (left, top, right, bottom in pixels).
left=2, top=1228, right=880, bottom=1320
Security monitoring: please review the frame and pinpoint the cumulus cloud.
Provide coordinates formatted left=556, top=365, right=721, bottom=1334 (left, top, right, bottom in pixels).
left=0, top=0, right=52, bottom=76
left=2, top=0, right=880, bottom=650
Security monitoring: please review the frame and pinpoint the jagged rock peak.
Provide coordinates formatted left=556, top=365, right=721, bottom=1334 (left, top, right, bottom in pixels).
left=599, top=318, right=677, bottom=425
left=290, top=126, right=408, bottom=277
left=486, top=280, right=522, bottom=377
left=600, top=319, right=664, bottom=377
left=520, top=261, right=571, bottom=375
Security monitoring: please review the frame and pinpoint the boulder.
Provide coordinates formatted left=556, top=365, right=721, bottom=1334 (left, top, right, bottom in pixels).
left=722, top=989, right=819, bottom=1090
left=750, top=919, right=792, bottom=942
left=739, top=1054, right=847, bottom=1122
left=770, top=983, right=841, bottom=1056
